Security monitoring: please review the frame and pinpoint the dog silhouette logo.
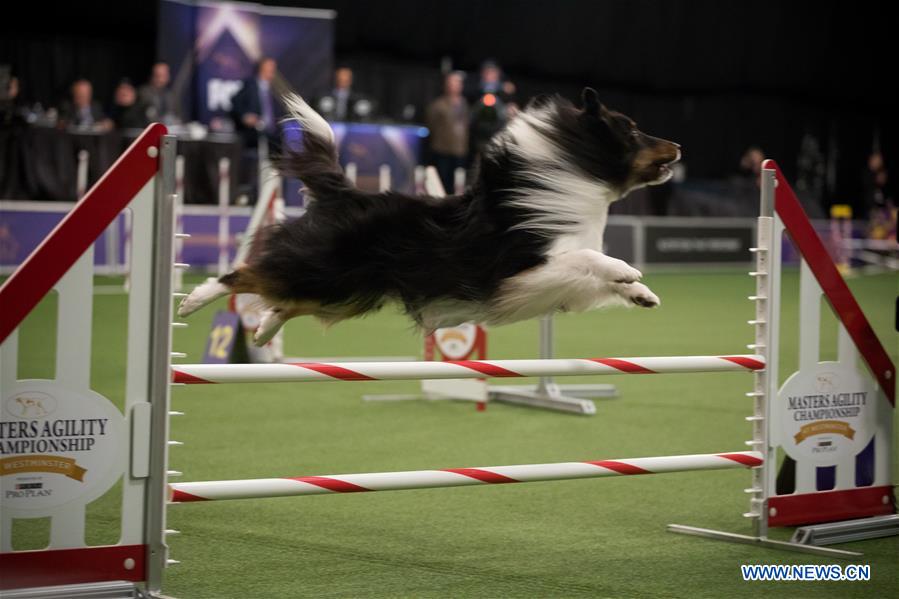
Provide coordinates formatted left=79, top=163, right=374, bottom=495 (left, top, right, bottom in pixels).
left=815, top=373, right=836, bottom=393
left=6, top=392, right=57, bottom=419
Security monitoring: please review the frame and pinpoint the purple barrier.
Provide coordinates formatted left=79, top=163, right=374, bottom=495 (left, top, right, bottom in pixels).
left=2, top=204, right=254, bottom=273
left=2, top=202, right=855, bottom=273
left=178, top=214, right=250, bottom=267
left=1, top=206, right=112, bottom=271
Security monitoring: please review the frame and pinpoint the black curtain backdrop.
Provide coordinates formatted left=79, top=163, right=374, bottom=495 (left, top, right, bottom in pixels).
left=0, top=1, right=158, bottom=110
left=2, top=0, right=895, bottom=210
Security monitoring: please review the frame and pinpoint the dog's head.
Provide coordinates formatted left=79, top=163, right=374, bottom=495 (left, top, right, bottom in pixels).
left=525, top=88, right=681, bottom=195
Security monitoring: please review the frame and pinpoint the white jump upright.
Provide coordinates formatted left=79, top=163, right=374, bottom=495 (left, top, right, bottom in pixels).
left=0, top=124, right=177, bottom=597
left=172, top=154, right=187, bottom=292
left=667, top=160, right=896, bottom=552
left=216, top=157, right=232, bottom=277
left=1, top=142, right=895, bottom=598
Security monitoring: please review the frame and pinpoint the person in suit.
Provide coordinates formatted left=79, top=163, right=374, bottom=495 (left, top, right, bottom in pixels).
left=138, top=62, right=179, bottom=124
left=58, top=79, right=112, bottom=131
left=315, top=66, right=375, bottom=122
left=231, top=57, right=281, bottom=150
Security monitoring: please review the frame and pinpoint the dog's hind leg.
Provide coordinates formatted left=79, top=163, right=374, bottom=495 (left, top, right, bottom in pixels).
left=254, top=308, right=287, bottom=346
left=177, top=268, right=259, bottom=318
left=253, top=301, right=321, bottom=346
left=177, top=277, right=231, bottom=317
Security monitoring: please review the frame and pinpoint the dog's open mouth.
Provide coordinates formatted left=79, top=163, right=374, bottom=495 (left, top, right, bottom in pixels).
left=652, top=150, right=681, bottom=182
left=652, top=159, right=677, bottom=182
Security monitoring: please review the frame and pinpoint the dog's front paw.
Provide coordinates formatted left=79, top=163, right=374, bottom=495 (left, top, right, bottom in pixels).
left=615, top=281, right=660, bottom=308
left=597, top=256, right=643, bottom=284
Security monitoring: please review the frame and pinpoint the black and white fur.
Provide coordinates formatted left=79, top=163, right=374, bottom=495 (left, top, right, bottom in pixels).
left=178, top=88, right=681, bottom=345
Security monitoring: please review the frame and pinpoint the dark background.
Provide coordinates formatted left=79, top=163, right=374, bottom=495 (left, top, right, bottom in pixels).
left=1, top=0, right=895, bottom=211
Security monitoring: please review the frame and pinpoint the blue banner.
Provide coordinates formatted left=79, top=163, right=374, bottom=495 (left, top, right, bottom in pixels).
left=158, top=0, right=335, bottom=124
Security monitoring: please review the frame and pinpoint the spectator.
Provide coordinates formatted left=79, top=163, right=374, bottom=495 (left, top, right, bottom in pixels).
left=736, top=146, right=765, bottom=187
left=465, top=60, right=517, bottom=158
left=792, top=134, right=828, bottom=218
left=464, top=60, right=516, bottom=105
left=231, top=57, right=282, bottom=149
left=58, top=79, right=112, bottom=131
left=109, top=80, right=145, bottom=129
left=1, top=74, right=23, bottom=126
left=426, top=72, right=469, bottom=194
left=316, top=67, right=374, bottom=122
left=138, top=62, right=178, bottom=124
left=862, top=151, right=888, bottom=211
left=862, top=151, right=895, bottom=239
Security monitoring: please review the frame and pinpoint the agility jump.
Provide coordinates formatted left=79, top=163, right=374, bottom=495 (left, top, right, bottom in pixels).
left=163, top=146, right=893, bottom=565
left=0, top=124, right=894, bottom=597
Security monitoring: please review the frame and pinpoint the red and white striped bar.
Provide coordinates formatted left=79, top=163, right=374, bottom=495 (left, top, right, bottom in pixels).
left=169, top=451, right=762, bottom=503
left=172, top=354, right=764, bottom=384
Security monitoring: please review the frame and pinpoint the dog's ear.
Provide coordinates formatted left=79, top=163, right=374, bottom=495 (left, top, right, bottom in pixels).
left=526, top=94, right=553, bottom=110
left=581, top=87, right=605, bottom=117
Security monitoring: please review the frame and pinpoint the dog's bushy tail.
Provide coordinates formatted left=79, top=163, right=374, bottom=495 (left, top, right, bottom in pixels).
left=278, top=93, right=352, bottom=200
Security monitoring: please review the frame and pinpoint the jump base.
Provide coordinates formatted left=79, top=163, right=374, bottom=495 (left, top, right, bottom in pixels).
left=790, top=515, right=899, bottom=547
left=0, top=580, right=143, bottom=599
left=667, top=524, right=862, bottom=558
left=490, top=386, right=604, bottom=415
left=363, top=383, right=617, bottom=415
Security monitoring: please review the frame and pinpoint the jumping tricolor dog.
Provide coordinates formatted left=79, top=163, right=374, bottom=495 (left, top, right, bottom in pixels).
left=178, top=87, right=681, bottom=345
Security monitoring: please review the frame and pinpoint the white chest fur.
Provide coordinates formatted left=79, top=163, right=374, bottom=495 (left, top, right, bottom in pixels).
left=501, top=111, right=619, bottom=257
left=548, top=207, right=609, bottom=255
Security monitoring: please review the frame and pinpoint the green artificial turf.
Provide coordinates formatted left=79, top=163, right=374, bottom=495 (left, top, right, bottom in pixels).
left=10, top=269, right=899, bottom=598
